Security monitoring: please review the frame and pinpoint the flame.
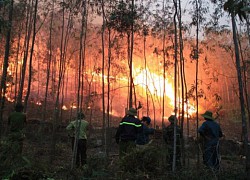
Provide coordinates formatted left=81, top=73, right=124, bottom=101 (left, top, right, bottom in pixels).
left=7, top=97, right=15, bottom=102
left=7, top=67, right=12, bottom=76
left=70, top=105, right=77, bottom=109
left=134, top=67, right=196, bottom=116
left=134, top=68, right=174, bottom=98
left=36, top=101, right=42, bottom=106
left=62, top=105, right=68, bottom=110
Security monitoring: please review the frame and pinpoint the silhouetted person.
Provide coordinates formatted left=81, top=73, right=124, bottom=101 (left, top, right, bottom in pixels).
left=163, top=115, right=182, bottom=169
left=198, top=110, right=223, bottom=170
left=8, top=103, right=27, bottom=155
left=66, top=112, right=89, bottom=167
left=136, top=116, right=155, bottom=146
left=115, top=107, right=142, bottom=159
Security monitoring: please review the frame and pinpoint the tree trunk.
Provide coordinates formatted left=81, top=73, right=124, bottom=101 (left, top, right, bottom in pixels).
left=43, top=0, right=54, bottom=122
left=71, top=0, right=87, bottom=169
left=162, top=0, right=166, bottom=129
left=50, top=0, right=65, bottom=163
left=178, top=0, right=186, bottom=167
left=173, top=0, right=178, bottom=172
left=101, top=0, right=106, bottom=156
left=24, top=0, right=39, bottom=112
left=17, top=0, right=33, bottom=104
left=231, top=12, right=250, bottom=176
left=14, top=25, right=23, bottom=102
left=195, top=0, right=200, bottom=166
left=0, top=0, right=14, bottom=137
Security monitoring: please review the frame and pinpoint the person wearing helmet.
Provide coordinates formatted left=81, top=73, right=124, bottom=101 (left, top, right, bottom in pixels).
left=198, top=110, right=223, bottom=170
left=66, top=112, right=89, bottom=167
left=136, top=116, right=155, bottom=146
left=163, top=115, right=182, bottom=169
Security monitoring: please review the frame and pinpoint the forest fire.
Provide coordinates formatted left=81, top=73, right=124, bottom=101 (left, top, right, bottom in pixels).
left=62, top=105, right=67, bottom=110
left=0, top=0, right=249, bottom=178
left=134, top=67, right=196, bottom=117
left=36, top=101, right=42, bottom=106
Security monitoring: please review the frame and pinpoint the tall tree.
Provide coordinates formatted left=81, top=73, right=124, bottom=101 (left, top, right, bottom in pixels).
left=71, top=0, right=88, bottom=169
left=108, top=1, right=138, bottom=108
left=43, top=0, right=55, bottom=121
left=17, top=0, right=33, bottom=105
left=101, top=0, right=107, bottom=156
left=173, top=0, right=178, bottom=172
left=24, top=0, right=39, bottom=112
left=224, top=0, right=249, bottom=176
left=50, top=0, right=66, bottom=163
left=0, top=0, right=14, bottom=137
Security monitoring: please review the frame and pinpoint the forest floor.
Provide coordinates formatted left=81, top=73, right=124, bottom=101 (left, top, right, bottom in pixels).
left=1, top=121, right=247, bottom=180
left=0, top=102, right=248, bottom=179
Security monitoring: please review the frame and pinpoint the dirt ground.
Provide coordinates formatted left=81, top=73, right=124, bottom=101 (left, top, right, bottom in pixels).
left=1, top=102, right=247, bottom=179
left=9, top=121, right=244, bottom=180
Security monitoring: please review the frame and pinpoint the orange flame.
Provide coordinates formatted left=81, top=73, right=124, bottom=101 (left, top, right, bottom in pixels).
left=134, top=67, right=196, bottom=117
left=62, top=105, right=68, bottom=110
left=36, top=101, right=42, bottom=106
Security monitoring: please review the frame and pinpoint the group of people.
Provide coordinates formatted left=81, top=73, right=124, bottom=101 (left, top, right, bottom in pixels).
left=115, top=108, right=155, bottom=157
left=114, top=107, right=223, bottom=171
left=114, top=107, right=183, bottom=169
left=7, top=102, right=223, bottom=171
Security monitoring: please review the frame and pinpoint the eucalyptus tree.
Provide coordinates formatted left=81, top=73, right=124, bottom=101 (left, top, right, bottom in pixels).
left=23, top=0, right=39, bottom=112
left=12, top=2, right=27, bottom=103
left=224, top=0, right=249, bottom=175
left=189, top=0, right=209, bottom=165
left=0, top=0, right=14, bottom=137
left=70, top=0, right=88, bottom=169
left=107, top=0, right=140, bottom=108
left=172, top=0, right=179, bottom=172
left=17, top=0, right=33, bottom=105
left=162, top=0, right=168, bottom=129
left=177, top=0, right=188, bottom=167
left=50, top=0, right=66, bottom=163
left=100, top=0, right=107, bottom=156
left=43, top=0, right=55, bottom=122
left=100, top=0, right=112, bottom=156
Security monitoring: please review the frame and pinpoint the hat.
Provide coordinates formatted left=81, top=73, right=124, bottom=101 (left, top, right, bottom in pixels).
left=77, top=112, right=85, bottom=119
left=142, top=116, right=151, bottom=124
left=126, top=108, right=137, bottom=116
left=201, top=111, right=215, bottom=121
left=168, top=115, right=177, bottom=123
left=15, top=102, right=24, bottom=112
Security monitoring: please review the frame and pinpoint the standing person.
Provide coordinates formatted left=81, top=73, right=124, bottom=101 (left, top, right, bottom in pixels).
left=8, top=102, right=27, bottom=155
left=66, top=112, right=89, bottom=167
left=115, top=107, right=142, bottom=158
left=136, top=116, right=155, bottom=146
left=163, top=115, right=182, bottom=169
left=198, top=110, right=223, bottom=170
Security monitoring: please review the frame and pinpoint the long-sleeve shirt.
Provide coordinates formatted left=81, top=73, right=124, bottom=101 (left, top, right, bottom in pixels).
left=136, top=124, right=155, bottom=145
left=198, top=120, right=223, bottom=146
left=66, top=119, right=89, bottom=139
left=115, top=115, right=142, bottom=142
left=8, top=111, right=26, bottom=133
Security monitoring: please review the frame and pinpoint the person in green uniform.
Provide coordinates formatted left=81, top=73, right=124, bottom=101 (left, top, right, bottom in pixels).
left=66, top=112, right=89, bottom=167
left=8, top=103, right=27, bottom=155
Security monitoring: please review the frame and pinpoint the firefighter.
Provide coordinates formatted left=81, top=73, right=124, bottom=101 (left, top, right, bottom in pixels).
left=8, top=103, right=27, bottom=155
left=198, top=110, right=223, bottom=170
left=66, top=112, right=89, bottom=167
left=163, top=115, right=182, bottom=169
left=115, top=107, right=142, bottom=158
